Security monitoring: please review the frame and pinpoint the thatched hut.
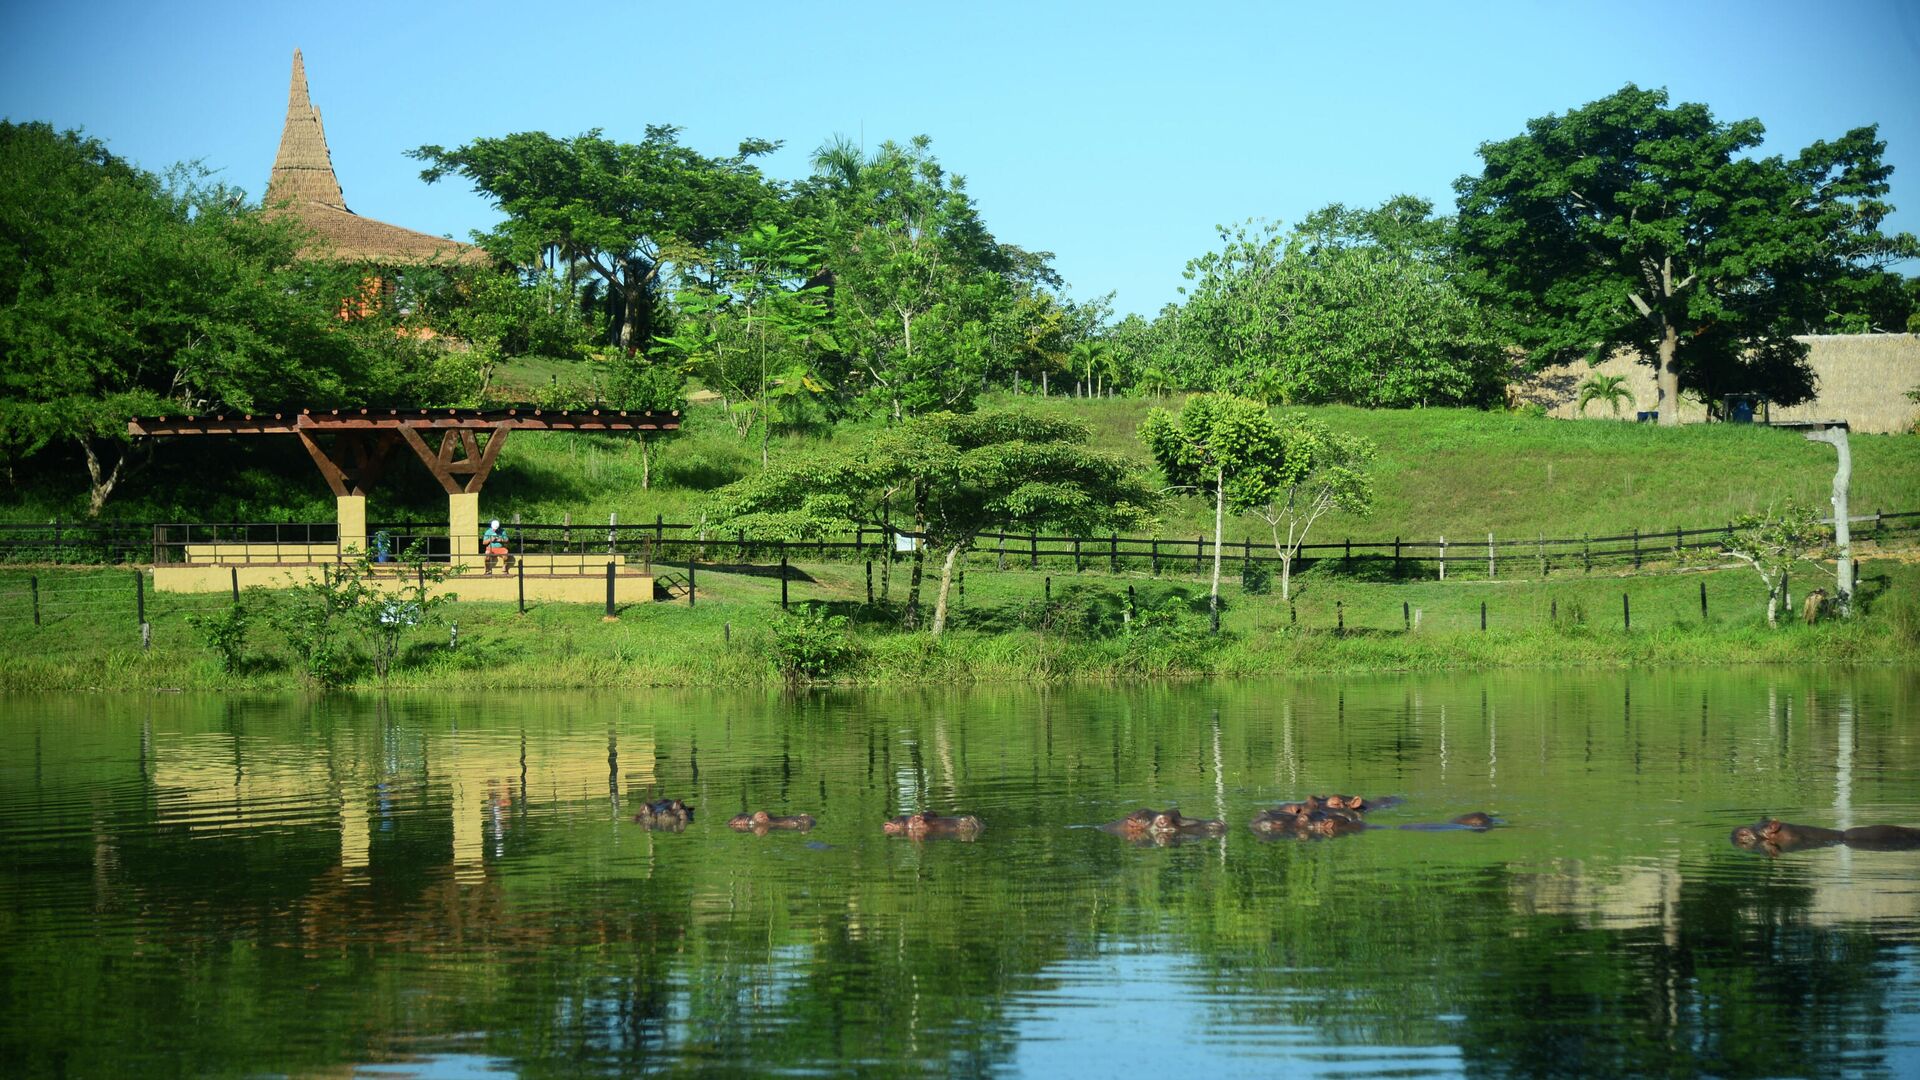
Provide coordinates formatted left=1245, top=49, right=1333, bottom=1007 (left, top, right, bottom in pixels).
left=266, top=49, right=487, bottom=274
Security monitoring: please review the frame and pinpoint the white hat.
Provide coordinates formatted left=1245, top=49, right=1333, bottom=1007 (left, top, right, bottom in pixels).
left=490, top=519, right=501, bottom=529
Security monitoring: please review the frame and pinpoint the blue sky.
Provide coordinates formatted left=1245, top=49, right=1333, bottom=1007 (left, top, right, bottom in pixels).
left=4, top=0, right=1917, bottom=318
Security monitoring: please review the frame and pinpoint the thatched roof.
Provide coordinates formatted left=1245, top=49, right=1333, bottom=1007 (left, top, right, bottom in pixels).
left=265, top=49, right=487, bottom=267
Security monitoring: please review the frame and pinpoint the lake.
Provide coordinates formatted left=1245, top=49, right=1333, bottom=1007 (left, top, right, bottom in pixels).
left=3, top=669, right=1918, bottom=1077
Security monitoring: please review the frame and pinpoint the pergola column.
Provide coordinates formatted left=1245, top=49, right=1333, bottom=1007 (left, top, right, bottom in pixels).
left=337, top=495, right=368, bottom=557
left=448, top=493, right=480, bottom=566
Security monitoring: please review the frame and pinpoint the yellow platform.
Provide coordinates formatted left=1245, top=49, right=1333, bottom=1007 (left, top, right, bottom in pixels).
left=154, top=562, right=654, bottom=605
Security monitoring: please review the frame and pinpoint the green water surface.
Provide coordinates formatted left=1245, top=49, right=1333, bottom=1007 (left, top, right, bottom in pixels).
left=2, top=669, right=1918, bottom=1077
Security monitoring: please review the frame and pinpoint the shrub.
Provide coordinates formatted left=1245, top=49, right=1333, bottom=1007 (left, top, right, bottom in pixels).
left=184, top=596, right=254, bottom=674
left=769, top=605, right=858, bottom=683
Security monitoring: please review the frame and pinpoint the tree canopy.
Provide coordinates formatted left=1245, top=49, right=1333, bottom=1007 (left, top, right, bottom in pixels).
left=1453, top=83, right=1919, bottom=424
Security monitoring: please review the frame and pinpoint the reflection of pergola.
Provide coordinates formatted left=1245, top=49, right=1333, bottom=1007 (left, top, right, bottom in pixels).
left=129, top=406, right=679, bottom=599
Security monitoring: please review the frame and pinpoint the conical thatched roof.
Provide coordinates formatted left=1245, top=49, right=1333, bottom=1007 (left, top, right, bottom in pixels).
left=265, top=49, right=487, bottom=266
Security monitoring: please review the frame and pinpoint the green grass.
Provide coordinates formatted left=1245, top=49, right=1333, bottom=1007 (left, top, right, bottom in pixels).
left=3, top=553, right=1913, bottom=692
left=7, top=395, right=1915, bottom=546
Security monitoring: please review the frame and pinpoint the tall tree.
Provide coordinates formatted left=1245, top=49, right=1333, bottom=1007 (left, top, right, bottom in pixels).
left=1453, top=84, right=1918, bottom=425
left=411, top=127, right=781, bottom=354
left=0, top=122, right=396, bottom=513
left=712, top=411, right=1154, bottom=634
left=1139, top=394, right=1276, bottom=610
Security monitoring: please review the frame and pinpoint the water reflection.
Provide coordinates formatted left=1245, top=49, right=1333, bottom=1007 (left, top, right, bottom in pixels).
left=1, top=669, right=1917, bottom=1077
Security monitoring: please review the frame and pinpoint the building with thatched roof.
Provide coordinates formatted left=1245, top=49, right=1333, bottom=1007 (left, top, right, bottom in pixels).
left=266, top=49, right=487, bottom=267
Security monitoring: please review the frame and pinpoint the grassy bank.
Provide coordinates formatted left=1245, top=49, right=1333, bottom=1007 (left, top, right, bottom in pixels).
left=7, top=396, right=1918, bottom=544
left=4, top=554, right=1914, bottom=693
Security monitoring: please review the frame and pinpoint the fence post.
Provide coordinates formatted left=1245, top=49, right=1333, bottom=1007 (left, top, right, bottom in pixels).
left=1674, top=526, right=1682, bottom=557
left=1393, top=536, right=1401, bottom=576
left=687, top=555, right=696, bottom=608
left=1700, top=579, right=1708, bottom=620
left=1242, top=537, right=1251, bottom=577
left=1194, top=535, right=1203, bottom=574
left=1632, top=528, right=1641, bottom=571
left=1073, top=538, right=1082, bottom=573
left=1622, top=592, right=1631, bottom=631
left=1151, top=538, right=1159, bottom=575
left=1551, top=598, right=1557, bottom=624
left=1128, top=585, right=1137, bottom=620
left=1403, top=600, right=1410, bottom=632
left=1336, top=600, right=1343, bottom=633
left=605, top=562, right=616, bottom=617
left=1480, top=600, right=1486, bottom=632
left=1031, top=530, right=1039, bottom=570
left=30, top=575, right=40, bottom=626
left=656, top=513, right=664, bottom=547
left=1487, top=532, right=1496, bottom=579
left=518, top=556, right=525, bottom=614
left=1583, top=533, right=1591, bottom=575
left=1044, top=576, right=1051, bottom=603
left=866, top=560, right=874, bottom=605
left=1112, top=533, right=1120, bottom=574
left=997, top=532, right=1006, bottom=571
left=780, top=542, right=790, bottom=609
left=134, top=571, right=144, bottom=627
left=1538, top=534, right=1547, bottom=578
left=1345, top=537, right=1352, bottom=565
left=231, top=566, right=240, bottom=605
left=1439, top=535, right=1447, bottom=581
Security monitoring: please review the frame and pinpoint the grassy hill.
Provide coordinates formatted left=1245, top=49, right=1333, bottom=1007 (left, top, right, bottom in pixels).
left=5, top=395, right=1917, bottom=544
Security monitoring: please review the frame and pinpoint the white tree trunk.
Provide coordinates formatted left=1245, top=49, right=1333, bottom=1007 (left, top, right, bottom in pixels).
left=1210, top=466, right=1225, bottom=599
left=930, top=543, right=962, bottom=635
left=1804, top=425, right=1854, bottom=613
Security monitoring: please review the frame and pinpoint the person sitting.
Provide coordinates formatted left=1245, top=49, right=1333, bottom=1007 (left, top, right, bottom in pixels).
left=482, top=519, right=512, bottom=574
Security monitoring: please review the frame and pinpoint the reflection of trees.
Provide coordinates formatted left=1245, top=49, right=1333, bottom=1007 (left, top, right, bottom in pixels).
left=2, top=671, right=1917, bottom=1076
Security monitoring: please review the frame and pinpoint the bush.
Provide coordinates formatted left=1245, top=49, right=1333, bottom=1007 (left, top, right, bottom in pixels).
left=769, top=605, right=858, bottom=683
left=184, top=596, right=254, bottom=674
left=1241, top=560, right=1272, bottom=594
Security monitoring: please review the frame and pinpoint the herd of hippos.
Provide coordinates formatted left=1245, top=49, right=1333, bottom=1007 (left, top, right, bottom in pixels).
left=632, top=797, right=1920, bottom=854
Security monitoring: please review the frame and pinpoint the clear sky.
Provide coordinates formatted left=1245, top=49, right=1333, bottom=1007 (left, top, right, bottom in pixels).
left=3, top=0, right=1917, bottom=318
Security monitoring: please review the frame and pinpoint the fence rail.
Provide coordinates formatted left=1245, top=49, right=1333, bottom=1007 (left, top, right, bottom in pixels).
left=4, top=510, right=1916, bottom=580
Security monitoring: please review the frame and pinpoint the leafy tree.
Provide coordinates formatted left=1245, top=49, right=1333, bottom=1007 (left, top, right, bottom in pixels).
left=1178, top=220, right=1504, bottom=406
left=1453, top=84, right=1918, bottom=426
left=799, top=136, right=1051, bottom=419
left=411, top=127, right=781, bottom=354
left=1139, top=394, right=1275, bottom=607
left=657, top=223, right=833, bottom=465
left=1291, top=193, right=1453, bottom=260
left=0, top=122, right=388, bottom=513
left=1576, top=373, right=1634, bottom=417
left=713, top=411, right=1154, bottom=634
left=1718, top=503, right=1831, bottom=628
left=1240, top=416, right=1376, bottom=600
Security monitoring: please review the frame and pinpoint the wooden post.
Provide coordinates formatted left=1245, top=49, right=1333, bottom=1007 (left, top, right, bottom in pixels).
left=1632, top=528, right=1641, bottom=571
left=1551, top=598, right=1557, bottom=623
left=30, top=575, right=40, bottom=626
left=231, top=566, right=240, bottom=604
left=1150, top=537, right=1159, bottom=575
left=1336, top=600, right=1343, bottom=632
left=866, top=560, right=874, bottom=605
left=1393, top=536, right=1401, bottom=576
left=1242, top=537, right=1251, bottom=576
left=1583, top=533, right=1591, bottom=575
left=997, top=532, right=1006, bottom=571
left=1403, top=600, right=1410, bottom=632
left=517, top=555, right=525, bottom=614
left=563, top=511, right=572, bottom=549
left=1073, top=538, right=1082, bottom=573
left=1031, top=529, right=1039, bottom=570
left=1700, top=579, right=1708, bottom=619
left=1128, top=585, right=1137, bottom=620
left=1480, top=600, right=1486, bottom=632
left=1111, top=532, right=1120, bottom=574
left=1194, top=535, right=1203, bottom=573
left=1538, top=534, right=1547, bottom=578
left=1622, top=592, right=1631, bottom=631
left=1044, top=576, right=1051, bottom=603
left=605, top=562, right=616, bottom=617
left=1487, top=532, right=1495, bottom=579
left=1439, top=536, right=1447, bottom=581
left=687, top=556, right=696, bottom=608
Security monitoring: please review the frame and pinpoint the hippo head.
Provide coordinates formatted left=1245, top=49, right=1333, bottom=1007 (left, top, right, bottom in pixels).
left=1150, top=810, right=1184, bottom=832
left=751, top=811, right=772, bottom=827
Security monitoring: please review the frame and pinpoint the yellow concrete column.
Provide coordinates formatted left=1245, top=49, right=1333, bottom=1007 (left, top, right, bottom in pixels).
left=336, top=495, right=368, bottom=558
left=448, top=492, right=480, bottom=566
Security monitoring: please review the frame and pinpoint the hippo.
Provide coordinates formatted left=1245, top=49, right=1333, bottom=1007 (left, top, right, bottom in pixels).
left=1731, top=818, right=1920, bottom=855
left=1253, top=807, right=1499, bottom=839
left=727, top=811, right=817, bottom=833
left=634, top=798, right=694, bottom=831
left=881, top=811, right=984, bottom=840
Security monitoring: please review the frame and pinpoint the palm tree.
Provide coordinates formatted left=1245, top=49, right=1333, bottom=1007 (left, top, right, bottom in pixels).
left=1069, top=340, right=1111, bottom=398
left=1577, top=373, right=1633, bottom=417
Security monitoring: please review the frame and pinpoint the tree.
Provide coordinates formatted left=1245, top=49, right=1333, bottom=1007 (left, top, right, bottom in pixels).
left=411, top=127, right=781, bottom=354
left=712, top=411, right=1155, bottom=634
left=1240, top=416, right=1376, bottom=601
left=1719, top=503, right=1831, bottom=628
left=1576, top=374, right=1633, bottom=417
left=1177, top=219, right=1505, bottom=407
left=1139, top=394, right=1276, bottom=609
left=1454, top=84, right=1918, bottom=426
left=798, top=136, right=1050, bottom=419
left=0, top=122, right=392, bottom=513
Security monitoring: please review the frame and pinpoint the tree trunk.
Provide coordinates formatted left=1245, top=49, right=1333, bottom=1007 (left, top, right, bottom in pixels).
left=80, top=436, right=134, bottom=517
left=1655, top=320, right=1681, bottom=427
left=1804, top=426, right=1854, bottom=613
left=1766, top=577, right=1781, bottom=628
left=930, top=543, right=963, bottom=634
left=639, top=434, right=651, bottom=490
left=903, top=484, right=928, bottom=628
left=1210, top=465, right=1225, bottom=599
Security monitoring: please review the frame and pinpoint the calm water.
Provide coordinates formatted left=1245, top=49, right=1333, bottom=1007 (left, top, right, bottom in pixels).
left=3, top=670, right=1919, bottom=1078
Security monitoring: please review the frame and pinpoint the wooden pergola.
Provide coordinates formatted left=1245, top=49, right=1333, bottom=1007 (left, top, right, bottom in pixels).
left=128, top=406, right=680, bottom=498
